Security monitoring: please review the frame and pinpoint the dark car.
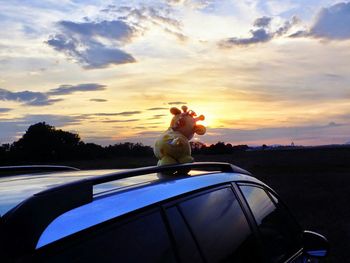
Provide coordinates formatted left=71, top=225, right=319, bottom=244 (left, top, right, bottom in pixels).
left=0, top=162, right=329, bottom=262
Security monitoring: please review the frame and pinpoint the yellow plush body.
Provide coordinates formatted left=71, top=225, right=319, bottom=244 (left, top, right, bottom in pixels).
left=154, top=106, right=206, bottom=166
left=154, top=128, right=194, bottom=166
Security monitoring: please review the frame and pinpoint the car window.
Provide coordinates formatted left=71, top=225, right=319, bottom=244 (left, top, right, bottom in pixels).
left=36, top=210, right=177, bottom=263
left=239, top=185, right=302, bottom=263
left=166, top=206, right=204, bottom=263
left=177, top=187, right=260, bottom=263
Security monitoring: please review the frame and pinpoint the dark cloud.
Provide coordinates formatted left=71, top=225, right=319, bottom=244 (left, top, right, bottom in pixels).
left=48, top=83, right=106, bottom=95
left=58, top=20, right=135, bottom=42
left=327, top=121, right=342, bottom=127
left=202, top=122, right=347, bottom=145
left=168, top=101, right=187, bottom=105
left=288, top=30, right=309, bottom=38
left=253, top=16, right=272, bottom=28
left=93, top=111, right=142, bottom=116
left=153, top=114, right=166, bottom=117
left=47, top=20, right=137, bottom=69
left=113, top=130, right=161, bottom=146
left=146, top=107, right=168, bottom=111
left=222, top=28, right=272, bottom=46
left=0, top=83, right=105, bottom=106
left=0, top=114, right=82, bottom=143
left=0, top=88, right=60, bottom=106
left=289, top=3, right=350, bottom=40
left=99, top=119, right=139, bottom=123
left=28, top=98, right=64, bottom=106
left=220, top=16, right=298, bottom=47
left=324, top=73, right=343, bottom=79
left=0, top=108, right=11, bottom=113
left=148, top=114, right=167, bottom=120
left=310, top=2, right=350, bottom=40
left=23, top=114, right=82, bottom=126
left=80, top=42, right=135, bottom=69
left=90, top=98, right=107, bottom=102
left=275, top=16, right=299, bottom=36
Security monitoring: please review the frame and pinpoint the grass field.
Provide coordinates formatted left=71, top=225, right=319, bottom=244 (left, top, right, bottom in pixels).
left=58, top=147, right=350, bottom=262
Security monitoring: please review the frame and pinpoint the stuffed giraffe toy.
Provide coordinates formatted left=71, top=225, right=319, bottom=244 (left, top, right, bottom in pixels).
left=154, top=105, right=206, bottom=166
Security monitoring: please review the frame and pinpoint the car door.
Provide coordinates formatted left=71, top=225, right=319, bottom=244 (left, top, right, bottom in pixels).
left=238, top=183, right=306, bottom=263
left=32, top=208, right=178, bottom=263
left=164, top=185, right=264, bottom=263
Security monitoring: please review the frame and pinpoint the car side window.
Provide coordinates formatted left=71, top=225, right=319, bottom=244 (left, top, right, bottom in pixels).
left=176, top=187, right=260, bottom=263
left=36, top=210, right=177, bottom=263
left=239, top=185, right=302, bottom=263
left=166, top=206, right=204, bottom=263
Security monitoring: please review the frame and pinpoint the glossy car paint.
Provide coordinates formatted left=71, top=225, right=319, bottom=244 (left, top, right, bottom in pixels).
left=37, top=172, right=260, bottom=248
left=0, top=169, right=156, bottom=215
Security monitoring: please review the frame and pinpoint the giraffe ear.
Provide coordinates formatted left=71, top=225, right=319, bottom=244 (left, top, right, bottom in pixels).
left=194, top=125, right=206, bottom=135
left=195, top=115, right=205, bottom=121
left=170, top=107, right=181, bottom=115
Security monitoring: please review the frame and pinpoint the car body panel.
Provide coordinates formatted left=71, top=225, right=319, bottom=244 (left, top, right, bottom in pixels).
left=0, top=169, right=156, bottom=215
left=37, top=172, right=261, bottom=248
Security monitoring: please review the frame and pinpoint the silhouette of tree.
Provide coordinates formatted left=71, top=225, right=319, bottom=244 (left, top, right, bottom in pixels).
left=11, top=122, right=81, bottom=161
left=190, top=141, right=207, bottom=154
left=1, top=122, right=254, bottom=164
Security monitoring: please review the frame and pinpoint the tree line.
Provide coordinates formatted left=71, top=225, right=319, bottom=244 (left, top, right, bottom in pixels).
left=0, top=122, right=249, bottom=163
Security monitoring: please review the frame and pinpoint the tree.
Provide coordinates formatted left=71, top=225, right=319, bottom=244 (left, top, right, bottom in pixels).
left=12, top=122, right=81, bottom=161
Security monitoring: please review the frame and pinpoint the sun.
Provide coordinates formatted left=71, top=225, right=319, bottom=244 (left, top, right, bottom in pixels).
left=198, top=112, right=218, bottom=128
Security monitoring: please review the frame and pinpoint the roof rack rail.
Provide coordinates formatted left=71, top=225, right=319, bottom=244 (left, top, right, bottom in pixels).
left=0, top=165, right=80, bottom=176
left=1, top=162, right=250, bottom=260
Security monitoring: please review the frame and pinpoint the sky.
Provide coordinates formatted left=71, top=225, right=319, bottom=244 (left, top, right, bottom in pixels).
left=0, top=0, right=350, bottom=146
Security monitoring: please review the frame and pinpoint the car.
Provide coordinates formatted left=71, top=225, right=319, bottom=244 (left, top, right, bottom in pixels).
left=0, top=162, right=329, bottom=263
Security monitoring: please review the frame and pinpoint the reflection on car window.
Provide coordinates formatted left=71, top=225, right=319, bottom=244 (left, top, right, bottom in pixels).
left=38, top=211, right=176, bottom=263
left=178, top=187, right=260, bottom=263
left=166, top=206, right=203, bottom=263
left=240, top=185, right=302, bottom=263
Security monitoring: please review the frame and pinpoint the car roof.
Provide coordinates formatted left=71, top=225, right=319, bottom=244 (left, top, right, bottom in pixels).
left=0, top=169, right=150, bottom=216
left=1, top=162, right=262, bottom=260
left=37, top=171, right=261, bottom=248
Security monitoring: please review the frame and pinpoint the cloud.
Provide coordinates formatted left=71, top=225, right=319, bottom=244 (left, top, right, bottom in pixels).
left=168, top=101, right=187, bottom=105
left=220, top=16, right=299, bottom=47
left=23, top=114, right=82, bottom=126
left=148, top=114, right=167, bottom=120
left=98, top=119, right=140, bottom=123
left=90, top=99, right=107, bottom=102
left=146, top=107, right=168, bottom=111
left=165, top=0, right=214, bottom=9
left=289, top=3, right=350, bottom=41
left=0, top=83, right=106, bottom=106
left=0, top=88, right=62, bottom=106
left=223, top=28, right=272, bottom=46
left=0, top=108, right=11, bottom=113
left=0, top=114, right=82, bottom=143
left=253, top=16, right=272, bottom=28
left=92, top=111, right=142, bottom=117
left=202, top=122, right=348, bottom=146
left=48, top=83, right=106, bottom=95
left=103, top=5, right=187, bottom=42
left=309, top=2, right=350, bottom=40
left=58, top=20, right=135, bottom=42
left=47, top=20, right=137, bottom=69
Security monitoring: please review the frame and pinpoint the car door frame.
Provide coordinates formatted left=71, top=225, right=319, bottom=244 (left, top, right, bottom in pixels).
left=234, top=181, right=305, bottom=263
left=161, top=182, right=267, bottom=263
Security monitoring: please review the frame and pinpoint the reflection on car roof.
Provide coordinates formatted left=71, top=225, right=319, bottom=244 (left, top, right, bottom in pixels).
left=37, top=172, right=259, bottom=248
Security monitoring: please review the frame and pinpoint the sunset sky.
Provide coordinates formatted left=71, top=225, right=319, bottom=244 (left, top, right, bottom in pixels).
left=1, top=0, right=350, bottom=146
